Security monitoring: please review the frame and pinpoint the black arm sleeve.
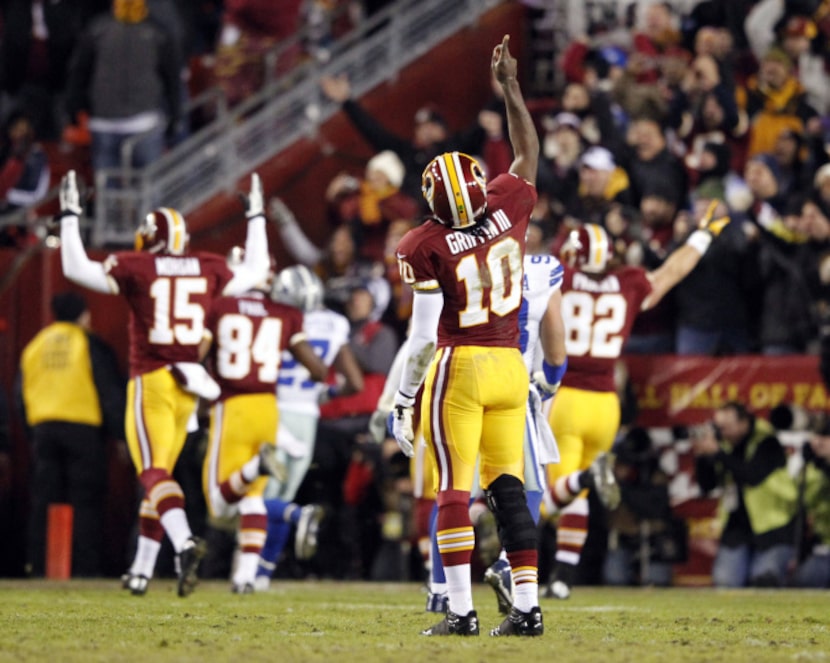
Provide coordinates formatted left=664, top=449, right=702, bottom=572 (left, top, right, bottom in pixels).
left=341, top=100, right=412, bottom=155
left=694, top=454, right=723, bottom=494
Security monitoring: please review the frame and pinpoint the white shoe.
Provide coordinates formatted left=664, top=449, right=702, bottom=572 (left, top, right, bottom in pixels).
left=295, top=504, right=324, bottom=560
left=253, top=575, right=271, bottom=592
left=589, top=453, right=621, bottom=510
left=547, top=580, right=571, bottom=600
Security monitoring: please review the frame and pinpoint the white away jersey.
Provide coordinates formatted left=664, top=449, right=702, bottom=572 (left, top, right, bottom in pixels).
left=519, top=253, right=564, bottom=374
left=277, top=308, right=350, bottom=414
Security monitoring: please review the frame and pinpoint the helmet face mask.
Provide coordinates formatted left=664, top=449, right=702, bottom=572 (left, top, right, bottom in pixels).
left=271, top=265, right=325, bottom=312
left=135, top=207, right=189, bottom=255
left=422, top=152, right=487, bottom=229
left=561, top=224, right=611, bottom=274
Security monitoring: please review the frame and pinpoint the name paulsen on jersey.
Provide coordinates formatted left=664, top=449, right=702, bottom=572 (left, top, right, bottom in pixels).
left=572, top=272, right=621, bottom=293
left=444, top=209, right=513, bottom=255
left=155, top=256, right=201, bottom=276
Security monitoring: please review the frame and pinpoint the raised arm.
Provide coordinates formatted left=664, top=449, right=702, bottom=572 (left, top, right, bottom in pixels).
left=223, top=173, right=270, bottom=296
left=58, top=171, right=118, bottom=294
left=644, top=200, right=731, bottom=311
left=492, top=35, right=539, bottom=184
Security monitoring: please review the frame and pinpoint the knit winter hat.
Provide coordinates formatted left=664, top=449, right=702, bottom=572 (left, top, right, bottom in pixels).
left=366, top=150, right=405, bottom=189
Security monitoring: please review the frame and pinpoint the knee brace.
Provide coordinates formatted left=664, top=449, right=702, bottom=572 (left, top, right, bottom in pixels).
left=485, top=474, right=536, bottom=552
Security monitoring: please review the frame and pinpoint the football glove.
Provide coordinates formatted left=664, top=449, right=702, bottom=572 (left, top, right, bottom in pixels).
left=698, top=199, right=730, bottom=236
left=532, top=358, right=568, bottom=401
left=59, top=170, right=82, bottom=216
left=368, top=408, right=390, bottom=445
left=391, top=392, right=416, bottom=458
left=242, top=173, right=264, bottom=219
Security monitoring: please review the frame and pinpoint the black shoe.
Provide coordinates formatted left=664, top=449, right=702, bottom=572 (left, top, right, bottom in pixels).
left=176, top=536, right=207, bottom=598
left=421, top=610, right=479, bottom=636
left=231, top=582, right=255, bottom=594
left=490, top=606, right=544, bottom=636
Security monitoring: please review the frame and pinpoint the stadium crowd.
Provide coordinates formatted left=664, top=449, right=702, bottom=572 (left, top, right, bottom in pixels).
left=2, top=0, right=830, bottom=605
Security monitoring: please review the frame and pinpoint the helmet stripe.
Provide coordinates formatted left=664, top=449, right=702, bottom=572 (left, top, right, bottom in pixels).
left=587, top=223, right=605, bottom=271
left=169, top=209, right=185, bottom=254
left=448, top=152, right=473, bottom=226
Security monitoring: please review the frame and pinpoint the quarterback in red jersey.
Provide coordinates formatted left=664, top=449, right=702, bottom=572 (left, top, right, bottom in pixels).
left=393, top=35, right=542, bottom=637
left=545, top=203, right=730, bottom=601
left=201, top=252, right=327, bottom=593
left=59, top=170, right=271, bottom=597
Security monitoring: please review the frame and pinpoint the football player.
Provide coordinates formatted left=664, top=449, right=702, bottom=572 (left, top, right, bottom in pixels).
left=58, top=170, right=271, bottom=597
left=545, top=203, right=730, bottom=600
left=200, top=254, right=329, bottom=593
left=392, top=35, right=543, bottom=637
left=484, top=251, right=568, bottom=614
left=254, top=264, right=364, bottom=590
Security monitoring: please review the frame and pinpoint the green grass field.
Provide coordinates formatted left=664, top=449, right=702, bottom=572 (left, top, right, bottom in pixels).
left=1, top=580, right=828, bottom=662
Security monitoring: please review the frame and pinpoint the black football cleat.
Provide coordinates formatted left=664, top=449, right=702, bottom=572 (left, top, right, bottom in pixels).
left=490, top=606, right=544, bottom=637
left=176, top=536, right=207, bottom=598
left=421, top=610, right=479, bottom=636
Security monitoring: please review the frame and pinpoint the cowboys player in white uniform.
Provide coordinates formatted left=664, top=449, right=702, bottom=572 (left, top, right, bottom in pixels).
left=254, top=265, right=363, bottom=588
left=483, top=251, right=567, bottom=613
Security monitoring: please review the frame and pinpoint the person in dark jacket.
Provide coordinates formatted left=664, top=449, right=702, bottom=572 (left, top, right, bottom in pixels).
left=17, top=292, right=126, bottom=577
left=64, top=0, right=182, bottom=175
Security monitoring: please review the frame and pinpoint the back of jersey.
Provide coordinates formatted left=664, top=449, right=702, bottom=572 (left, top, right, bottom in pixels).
left=106, top=251, right=233, bottom=377
left=519, top=254, right=564, bottom=374
left=277, top=308, right=350, bottom=414
left=207, top=292, right=305, bottom=400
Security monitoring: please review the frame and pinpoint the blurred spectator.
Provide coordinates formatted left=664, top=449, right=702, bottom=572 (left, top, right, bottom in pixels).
left=269, top=197, right=391, bottom=320
left=630, top=2, right=682, bottom=84
left=624, top=116, right=688, bottom=210
left=572, top=145, right=634, bottom=226
left=604, top=427, right=685, bottom=587
left=320, top=72, right=491, bottom=204
left=0, top=110, right=50, bottom=247
left=17, top=292, right=126, bottom=577
left=65, top=0, right=182, bottom=176
left=0, top=0, right=89, bottom=141
left=736, top=45, right=819, bottom=158
left=212, top=0, right=305, bottom=108
left=673, top=198, right=755, bottom=355
left=325, top=150, right=419, bottom=263
left=691, top=401, right=798, bottom=587
left=535, top=112, right=584, bottom=219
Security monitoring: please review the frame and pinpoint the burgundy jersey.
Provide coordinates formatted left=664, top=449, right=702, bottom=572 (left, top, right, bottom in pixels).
left=560, top=264, right=652, bottom=392
left=396, top=173, right=536, bottom=348
left=104, top=251, right=233, bottom=377
left=205, top=291, right=305, bottom=400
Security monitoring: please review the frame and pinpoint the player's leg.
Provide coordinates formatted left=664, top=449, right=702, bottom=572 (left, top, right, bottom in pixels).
left=479, top=348, right=542, bottom=636
left=256, top=411, right=322, bottom=588
left=123, top=371, right=197, bottom=594
left=547, top=388, right=620, bottom=599
left=420, top=347, right=480, bottom=636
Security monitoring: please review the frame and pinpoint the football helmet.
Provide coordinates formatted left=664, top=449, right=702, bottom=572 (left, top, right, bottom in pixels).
left=422, top=152, right=487, bottom=229
left=560, top=223, right=611, bottom=274
left=135, top=207, right=189, bottom=255
left=271, top=265, right=325, bottom=312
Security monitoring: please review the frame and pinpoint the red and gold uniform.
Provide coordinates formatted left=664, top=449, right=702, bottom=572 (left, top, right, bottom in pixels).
left=397, top=172, right=535, bottom=569
left=202, top=291, right=305, bottom=513
left=104, top=251, right=234, bottom=474
left=547, top=264, right=652, bottom=571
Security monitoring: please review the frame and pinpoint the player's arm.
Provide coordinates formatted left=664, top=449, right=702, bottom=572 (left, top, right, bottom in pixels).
left=392, top=290, right=442, bottom=456
left=289, top=337, right=328, bottom=383
left=58, top=171, right=118, bottom=294
left=534, top=288, right=568, bottom=399
left=492, top=34, right=539, bottom=184
left=331, top=344, right=364, bottom=397
left=368, top=339, right=409, bottom=444
left=223, top=173, right=270, bottom=296
left=643, top=200, right=730, bottom=311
